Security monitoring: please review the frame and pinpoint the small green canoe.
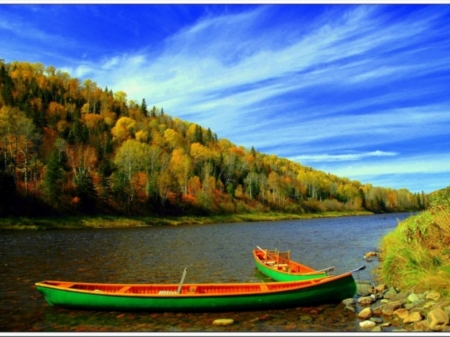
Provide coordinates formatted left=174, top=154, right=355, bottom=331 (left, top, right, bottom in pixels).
left=36, top=272, right=357, bottom=312
left=254, top=246, right=335, bottom=282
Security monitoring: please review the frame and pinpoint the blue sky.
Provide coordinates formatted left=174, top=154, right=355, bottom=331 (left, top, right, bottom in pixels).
left=1, top=3, right=450, bottom=194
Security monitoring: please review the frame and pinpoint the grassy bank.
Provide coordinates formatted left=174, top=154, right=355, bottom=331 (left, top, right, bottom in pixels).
left=377, top=204, right=450, bottom=296
left=0, top=210, right=373, bottom=230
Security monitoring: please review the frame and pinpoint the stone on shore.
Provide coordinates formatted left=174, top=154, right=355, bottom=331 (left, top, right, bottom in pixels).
left=359, top=320, right=376, bottom=329
left=358, top=295, right=375, bottom=306
left=357, top=307, right=372, bottom=320
left=403, top=311, right=423, bottom=324
left=342, top=298, right=355, bottom=306
left=383, top=287, right=399, bottom=300
left=408, top=293, right=419, bottom=303
left=426, top=290, right=441, bottom=302
left=413, top=319, right=430, bottom=331
left=356, top=281, right=373, bottom=296
left=382, top=300, right=403, bottom=316
left=212, top=318, right=234, bottom=326
left=427, top=308, right=449, bottom=331
left=393, top=308, right=409, bottom=320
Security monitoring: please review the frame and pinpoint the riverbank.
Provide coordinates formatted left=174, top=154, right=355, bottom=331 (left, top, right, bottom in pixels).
left=352, top=280, right=450, bottom=331
left=0, top=210, right=373, bottom=230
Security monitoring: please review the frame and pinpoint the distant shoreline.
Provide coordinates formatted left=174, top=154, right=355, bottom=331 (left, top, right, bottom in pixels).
left=0, top=211, right=375, bottom=230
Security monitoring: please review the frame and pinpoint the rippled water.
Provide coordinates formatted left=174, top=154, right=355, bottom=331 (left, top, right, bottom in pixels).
left=0, top=212, right=412, bottom=332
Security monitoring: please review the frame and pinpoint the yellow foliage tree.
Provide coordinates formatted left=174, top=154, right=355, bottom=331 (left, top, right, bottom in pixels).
left=111, top=117, right=136, bottom=142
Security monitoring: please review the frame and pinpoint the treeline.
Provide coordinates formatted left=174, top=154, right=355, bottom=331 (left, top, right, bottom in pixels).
left=0, top=60, right=428, bottom=217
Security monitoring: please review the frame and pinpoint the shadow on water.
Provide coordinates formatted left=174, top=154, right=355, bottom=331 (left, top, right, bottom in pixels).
left=0, top=212, right=412, bottom=332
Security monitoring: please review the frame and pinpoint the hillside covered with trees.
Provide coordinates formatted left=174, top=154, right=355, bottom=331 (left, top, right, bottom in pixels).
left=0, top=60, right=428, bottom=217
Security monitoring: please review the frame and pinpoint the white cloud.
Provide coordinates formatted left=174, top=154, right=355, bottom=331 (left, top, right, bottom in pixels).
left=290, top=150, right=398, bottom=163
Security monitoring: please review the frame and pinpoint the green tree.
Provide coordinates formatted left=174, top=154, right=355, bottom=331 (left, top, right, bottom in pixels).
left=43, top=148, right=66, bottom=206
left=140, top=98, right=148, bottom=116
left=74, top=171, right=97, bottom=214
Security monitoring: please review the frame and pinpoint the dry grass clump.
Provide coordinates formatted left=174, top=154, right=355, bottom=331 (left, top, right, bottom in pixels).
left=378, top=205, right=450, bottom=295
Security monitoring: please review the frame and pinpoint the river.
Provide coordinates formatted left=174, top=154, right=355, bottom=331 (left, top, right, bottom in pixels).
left=0, top=212, right=412, bottom=332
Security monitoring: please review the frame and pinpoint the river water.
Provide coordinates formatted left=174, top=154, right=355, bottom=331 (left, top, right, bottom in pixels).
left=0, top=212, right=412, bottom=332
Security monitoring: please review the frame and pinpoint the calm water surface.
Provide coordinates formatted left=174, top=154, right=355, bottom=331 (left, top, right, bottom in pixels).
left=0, top=212, right=412, bottom=332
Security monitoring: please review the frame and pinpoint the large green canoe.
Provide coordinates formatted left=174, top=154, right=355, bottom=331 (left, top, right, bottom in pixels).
left=36, top=272, right=357, bottom=312
left=254, top=247, right=335, bottom=282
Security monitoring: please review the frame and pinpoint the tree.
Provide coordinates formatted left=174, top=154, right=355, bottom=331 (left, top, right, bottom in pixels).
left=169, top=148, right=191, bottom=194
left=111, top=116, right=136, bottom=142
left=43, top=148, right=66, bottom=206
left=140, top=98, right=148, bottom=116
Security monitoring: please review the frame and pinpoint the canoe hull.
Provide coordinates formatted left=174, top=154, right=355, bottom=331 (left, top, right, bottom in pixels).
left=36, top=275, right=356, bottom=312
left=255, top=262, right=328, bottom=282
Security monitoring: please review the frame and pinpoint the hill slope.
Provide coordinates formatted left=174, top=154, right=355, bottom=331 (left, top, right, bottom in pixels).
left=0, top=60, right=427, bottom=217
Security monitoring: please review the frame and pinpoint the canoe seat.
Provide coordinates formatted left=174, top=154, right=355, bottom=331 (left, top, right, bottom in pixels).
left=158, top=290, right=178, bottom=295
left=265, top=261, right=276, bottom=265
left=117, top=286, right=131, bottom=293
left=260, top=284, right=269, bottom=292
left=61, top=283, right=75, bottom=288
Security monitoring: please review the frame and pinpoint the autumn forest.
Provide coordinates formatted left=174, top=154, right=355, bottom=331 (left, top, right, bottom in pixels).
left=0, top=60, right=428, bottom=218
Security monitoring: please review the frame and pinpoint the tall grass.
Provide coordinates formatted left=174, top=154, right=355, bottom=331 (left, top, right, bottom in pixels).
left=378, top=205, right=450, bottom=295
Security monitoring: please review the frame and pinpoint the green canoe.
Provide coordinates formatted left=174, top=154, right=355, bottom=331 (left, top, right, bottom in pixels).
left=36, top=271, right=357, bottom=312
left=254, top=247, right=335, bottom=282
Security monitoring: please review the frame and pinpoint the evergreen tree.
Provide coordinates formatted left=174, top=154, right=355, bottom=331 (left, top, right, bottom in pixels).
left=43, top=149, right=65, bottom=206
left=140, top=98, right=148, bottom=116
left=0, top=64, right=14, bottom=106
left=195, top=125, right=203, bottom=144
left=74, top=171, right=97, bottom=214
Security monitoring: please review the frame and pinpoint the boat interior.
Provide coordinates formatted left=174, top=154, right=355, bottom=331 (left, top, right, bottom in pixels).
left=39, top=279, right=320, bottom=295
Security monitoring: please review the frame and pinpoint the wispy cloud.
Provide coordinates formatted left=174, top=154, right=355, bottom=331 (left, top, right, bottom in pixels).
left=291, top=150, right=398, bottom=163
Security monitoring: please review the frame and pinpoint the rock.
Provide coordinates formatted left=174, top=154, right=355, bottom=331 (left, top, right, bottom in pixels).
left=426, top=290, right=441, bottom=301
left=300, top=315, right=313, bottom=323
left=382, top=301, right=403, bottom=316
left=427, top=308, right=449, bottom=331
left=372, top=305, right=383, bottom=316
left=371, top=325, right=382, bottom=332
left=364, top=251, right=378, bottom=258
left=405, top=299, right=426, bottom=310
left=413, top=320, right=429, bottom=331
left=358, top=295, right=375, bottom=306
left=342, top=298, right=355, bottom=306
left=374, top=284, right=387, bottom=294
left=393, top=308, right=409, bottom=320
left=359, top=320, right=376, bottom=329
left=356, top=283, right=373, bottom=296
left=358, top=307, right=373, bottom=320
left=383, top=287, right=399, bottom=300
left=370, top=317, right=383, bottom=324
left=408, top=293, right=420, bottom=303
left=344, top=305, right=356, bottom=313
left=212, top=318, right=234, bottom=326
left=404, top=311, right=423, bottom=324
